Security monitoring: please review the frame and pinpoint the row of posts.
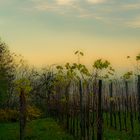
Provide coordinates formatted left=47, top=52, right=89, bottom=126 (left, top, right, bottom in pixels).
left=19, top=75, right=140, bottom=140
left=79, top=75, right=140, bottom=140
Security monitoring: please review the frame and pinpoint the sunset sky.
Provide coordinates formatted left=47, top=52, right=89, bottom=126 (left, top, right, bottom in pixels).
left=0, top=0, right=140, bottom=73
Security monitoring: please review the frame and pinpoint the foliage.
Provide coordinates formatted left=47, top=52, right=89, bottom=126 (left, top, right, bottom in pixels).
left=0, top=109, right=19, bottom=122
left=26, top=105, right=42, bottom=120
left=92, top=59, right=115, bottom=79
left=122, top=71, right=133, bottom=80
left=127, top=53, right=140, bottom=75
left=74, top=50, right=84, bottom=56
left=61, top=62, right=89, bottom=77
left=0, top=106, right=42, bottom=122
left=93, top=59, right=110, bottom=70
left=14, top=78, right=32, bottom=94
left=136, top=53, right=140, bottom=61
left=0, top=39, right=16, bottom=108
left=74, top=50, right=84, bottom=64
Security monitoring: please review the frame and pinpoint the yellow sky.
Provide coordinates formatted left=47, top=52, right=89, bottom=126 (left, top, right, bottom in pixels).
left=8, top=33, right=139, bottom=73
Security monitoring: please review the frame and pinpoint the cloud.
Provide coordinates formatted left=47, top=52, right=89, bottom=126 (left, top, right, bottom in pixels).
left=121, top=3, right=140, bottom=10
left=100, top=15, right=140, bottom=29
left=0, top=20, right=5, bottom=25
left=87, top=0, right=106, bottom=4
left=125, top=17, right=140, bottom=28
left=0, top=0, right=15, bottom=7
left=56, top=0, right=75, bottom=5
left=31, top=0, right=76, bottom=12
left=21, top=0, right=140, bottom=29
left=35, top=3, right=58, bottom=11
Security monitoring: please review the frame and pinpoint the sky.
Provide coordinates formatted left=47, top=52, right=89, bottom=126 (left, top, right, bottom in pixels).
left=0, top=0, right=140, bottom=73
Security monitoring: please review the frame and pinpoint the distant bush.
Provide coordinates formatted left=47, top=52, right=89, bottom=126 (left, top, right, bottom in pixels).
left=27, top=105, right=42, bottom=120
left=0, top=106, right=42, bottom=122
left=0, top=109, right=19, bottom=122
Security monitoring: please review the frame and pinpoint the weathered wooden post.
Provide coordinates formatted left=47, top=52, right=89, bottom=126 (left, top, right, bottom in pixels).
left=109, top=82, right=113, bottom=127
left=129, top=96, right=134, bottom=134
left=138, top=75, right=140, bottom=127
left=15, top=78, right=31, bottom=140
left=79, top=79, right=85, bottom=140
left=97, top=80, right=102, bottom=140
left=125, top=81, right=129, bottom=116
left=118, top=97, right=122, bottom=131
left=92, top=82, right=96, bottom=140
left=20, top=88, right=26, bottom=140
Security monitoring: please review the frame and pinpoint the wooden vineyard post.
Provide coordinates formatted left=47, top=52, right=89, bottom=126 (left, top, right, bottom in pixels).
left=92, top=81, right=97, bottom=140
left=138, top=75, right=140, bottom=130
left=20, top=88, right=26, bottom=140
left=15, top=78, right=31, bottom=140
left=125, top=81, right=129, bottom=116
left=86, top=84, right=90, bottom=140
left=129, top=96, right=134, bottom=134
left=65, top=83, right=70, bottom=131
left=109, top=82, right=113, bottom=127
left=79, top=79, right=86, bottom=140
left=79, top=79, right=84, bottom=140
left=113, top=99, right=117, bottom=130
left=124, top=96, right=127, bottom=131
left=118, top=97, right=122, bottom=131
left=97, top=80, right=103, bottom=140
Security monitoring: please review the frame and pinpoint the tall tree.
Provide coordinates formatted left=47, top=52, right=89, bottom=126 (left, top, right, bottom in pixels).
left=0, top=39, right=16, bottom=108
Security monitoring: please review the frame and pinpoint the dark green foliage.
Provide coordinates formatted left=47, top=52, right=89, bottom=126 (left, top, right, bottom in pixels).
left=0, top=39, right=15, bottom=108
left=93, top=59, right=110, bottom=70
left=136, top=54, right=140, bottom=61
left=0, top=109, right=19, bottom=122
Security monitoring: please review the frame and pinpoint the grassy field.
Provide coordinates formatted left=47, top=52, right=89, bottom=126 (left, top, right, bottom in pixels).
left=0, top=118, right=74, bottom=140
left=0, top=118, right=140, bottom=140
left=103, top=128, right=140, bottom=140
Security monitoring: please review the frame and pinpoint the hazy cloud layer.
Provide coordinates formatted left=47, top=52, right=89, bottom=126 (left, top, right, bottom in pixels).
left=0, top=0, right=140, bottom=28
left=87, top=0, right=106, bottom=4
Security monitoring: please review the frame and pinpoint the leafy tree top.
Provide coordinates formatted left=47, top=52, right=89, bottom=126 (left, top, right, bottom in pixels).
left=14, top=78, right=32, bottom=94
left=136, top=53, right=140, bottom=61
left=93, top=59, right=110, bottom=70
left=122, top=71, right=133, bottom=81
left=92, top=59, right=115, bottom=80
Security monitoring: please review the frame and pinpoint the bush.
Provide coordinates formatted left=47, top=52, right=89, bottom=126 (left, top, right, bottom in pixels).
left=0, top=109, right=19, bottom=122
left=0, top=106, right=42, bottom=122
left=27, top=105, right=42, bottom=120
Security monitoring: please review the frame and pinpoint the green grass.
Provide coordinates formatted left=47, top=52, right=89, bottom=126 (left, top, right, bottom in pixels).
left=61, top=112, right=140, bottom=140
left=103, top=112, right=140, bottom=140
left=103, top=128, right=140, bottom=140
left=0, top=118, right=75, bottom=140
left=0, top=121, right=19, bottom=140
left=0, top=117, right=140, bottom=140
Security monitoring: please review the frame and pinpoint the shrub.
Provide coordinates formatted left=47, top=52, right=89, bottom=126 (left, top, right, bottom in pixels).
left=27, top=105, right=42, bottom=120
left=0, top=109, right=19, bottom=122
left=0, top=105, right=42, bottom=122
